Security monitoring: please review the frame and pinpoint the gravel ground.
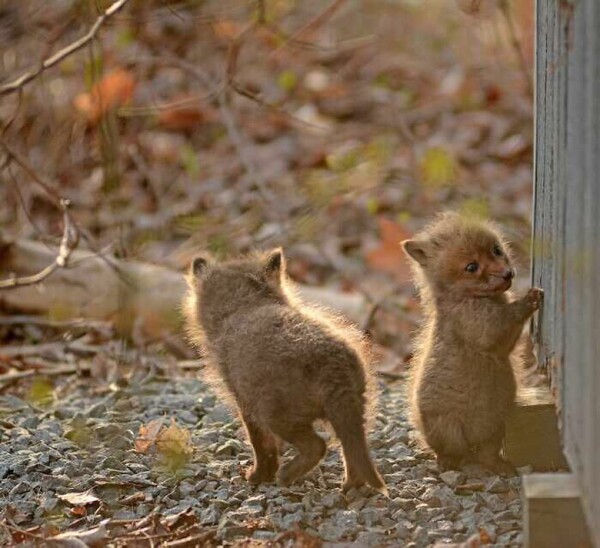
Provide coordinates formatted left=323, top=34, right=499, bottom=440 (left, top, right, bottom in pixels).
left=0, top=373, right=524, bottom=546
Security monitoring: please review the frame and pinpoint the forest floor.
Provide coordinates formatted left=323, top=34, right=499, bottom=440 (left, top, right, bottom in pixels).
left=0, top=336, right=525, bottom=547
left=0, top=0, right=534, bottom=545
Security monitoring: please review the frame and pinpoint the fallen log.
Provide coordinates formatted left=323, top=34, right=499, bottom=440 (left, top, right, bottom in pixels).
left=0, top=237, right=368, bottom=339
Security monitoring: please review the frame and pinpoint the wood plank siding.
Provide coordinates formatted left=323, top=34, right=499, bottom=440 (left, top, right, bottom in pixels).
left=532, top=0, right=600, bottom=543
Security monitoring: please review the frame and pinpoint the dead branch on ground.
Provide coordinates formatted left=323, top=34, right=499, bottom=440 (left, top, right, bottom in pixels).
left=0, top=200, right=79, bottom=290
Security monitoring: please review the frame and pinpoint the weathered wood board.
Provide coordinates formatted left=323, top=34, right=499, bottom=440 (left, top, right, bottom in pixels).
left=532, top=0, right=600, bottom=543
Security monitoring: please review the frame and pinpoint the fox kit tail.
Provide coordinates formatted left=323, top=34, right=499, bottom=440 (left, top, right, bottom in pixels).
left=325, top=397, right=388, bottom=495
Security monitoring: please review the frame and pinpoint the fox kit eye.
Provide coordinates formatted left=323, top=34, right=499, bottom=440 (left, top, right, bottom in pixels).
left=492, top=244, right=503, bottom=257
left=465, top=262, right=479, bottom=273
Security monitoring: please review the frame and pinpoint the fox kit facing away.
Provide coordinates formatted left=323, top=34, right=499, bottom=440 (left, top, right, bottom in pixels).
left=184, top=249, right=386, bottom=494
left=402, top=213, right=543, bottom=474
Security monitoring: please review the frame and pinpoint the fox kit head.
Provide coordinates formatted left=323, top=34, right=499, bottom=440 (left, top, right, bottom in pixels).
left=401, top=212, right=515, bottom=299
left=185, top=248, right=288, bottom=336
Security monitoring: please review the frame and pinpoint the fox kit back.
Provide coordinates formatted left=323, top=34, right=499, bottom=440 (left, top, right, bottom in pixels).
left=184, top=249, right=386, bottom=493
left=402, top=213, right=542, bottom=473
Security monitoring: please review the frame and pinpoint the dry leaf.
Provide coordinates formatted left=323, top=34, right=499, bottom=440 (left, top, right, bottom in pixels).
left=158, top=97, right=217, bottom=131
left=134, top=417, right=165, bottom=453
left=57, top=490, right=100, bottom=506
left=478, top=528, right=493, bottom=544
left=48, top=522, right=108, bottom=546
left=74, top=68, right=135, bottom=123
left=366, top=217, right=412, bottom=283
left=70, top=505, right=87, bottom=516
left=212, top=20, right=242, bottom=40
left=156, top=418, right=193, bottom=457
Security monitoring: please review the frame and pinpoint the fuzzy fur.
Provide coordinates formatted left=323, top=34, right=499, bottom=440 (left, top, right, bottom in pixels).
left=183, top=249, right=386, bottom=493
left=402, top=212, right=543, bottom=473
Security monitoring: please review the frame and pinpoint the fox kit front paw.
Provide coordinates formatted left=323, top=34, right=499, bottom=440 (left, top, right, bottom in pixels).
left=526, top=287, right=544, bottom=310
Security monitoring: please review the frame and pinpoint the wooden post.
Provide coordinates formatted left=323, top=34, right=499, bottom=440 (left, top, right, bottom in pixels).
left=523, top=473, right=593, bottom=548
left=504, top=386, right=568, bottom=471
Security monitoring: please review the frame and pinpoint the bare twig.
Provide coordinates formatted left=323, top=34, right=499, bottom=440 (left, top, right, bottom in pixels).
left=361, top=299, right=383, bottom=334
left=0, top=137, right=61, bottom=205
left=0, top=199, right=79, bottom=290
left=0, top=364, right=91, bottom=386
left=0, top=89, right=23, bottom=135
left=0, top=0, right=131, bottom=96
left=0, top=315, right=113, bottom=334
left=256, top=0, right=267, bottom=24
left=272, top=0, right=348, bottom=52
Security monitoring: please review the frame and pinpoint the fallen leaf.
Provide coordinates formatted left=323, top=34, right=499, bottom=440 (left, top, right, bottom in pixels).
left=157, top=97, right=217, bottom=131
left=274, top=527, right=322, bottom=548
left=134, top=417, right=165, bottom=453
left=164, top=507, right=195, bottom=530
left=70, top=505, right=87, bottom=516
left=366, top=217, right=412, bottom=283
left=120, top=492, right=145, bottom=505
left=156, top=418, right=193, bottom=457
left=419, top=146, right=458, bottom=188
left=478, top=528, right=493, bottom=544
left=455, top=482, right=486, bottom=493
left=212, top=20, right=242, bottom=40
left=48, top=522, right=108, bottom=546
left=57, top=490, right=100, bottom=506
left=74, top=68, right=135, bottom=123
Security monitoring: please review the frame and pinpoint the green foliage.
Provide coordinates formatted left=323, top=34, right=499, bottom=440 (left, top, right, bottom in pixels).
left=420, top=146, right=458, bottom=188
left=460, top=198, right=490, bottom=220
left=180, top=144, right=200, bottom=178
left=277, top=70, right=298, bottom=93
left=26, top=377, right=54, bottom=407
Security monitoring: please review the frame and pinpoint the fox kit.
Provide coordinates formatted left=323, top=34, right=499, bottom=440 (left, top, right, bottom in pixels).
left=184, top=249, right=386, bottom=493
left=402, top=213, right=542, bottom=473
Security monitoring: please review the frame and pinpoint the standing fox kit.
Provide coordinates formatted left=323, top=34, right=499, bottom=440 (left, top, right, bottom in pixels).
left=402, top=213, right=543, bottom=473
left=184, top=249, right=386, bottom=494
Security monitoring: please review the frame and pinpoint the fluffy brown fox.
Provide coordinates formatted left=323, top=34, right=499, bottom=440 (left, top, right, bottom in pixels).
left=184, top=249, right=386, bottom=493
left=402, top=213, right=543, bottom=473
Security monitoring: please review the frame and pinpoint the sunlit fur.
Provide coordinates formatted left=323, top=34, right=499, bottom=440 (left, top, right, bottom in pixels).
left=183, top=249, right=386, bottom=493
left=402, top=212, right=542, bottom=473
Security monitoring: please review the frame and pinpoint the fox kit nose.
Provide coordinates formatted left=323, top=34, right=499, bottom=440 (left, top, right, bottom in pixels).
left=503, top=268, right=515, bottom=281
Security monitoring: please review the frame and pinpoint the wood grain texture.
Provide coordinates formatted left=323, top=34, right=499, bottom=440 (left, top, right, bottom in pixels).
left=523, top=473, right=592, bottom=548
left=533, top=0, right=600, bottom=543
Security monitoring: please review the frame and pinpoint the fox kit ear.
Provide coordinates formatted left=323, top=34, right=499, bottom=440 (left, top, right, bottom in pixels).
left=264, top=248, right=285, bottom=277
left=191, top=256, right=208, bottom=278
left=401, top=239, right=430, bottom=266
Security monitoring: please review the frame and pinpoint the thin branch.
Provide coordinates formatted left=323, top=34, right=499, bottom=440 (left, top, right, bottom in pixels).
left=256, top=0, right=267, bottom=24
left=272, top=0, right=347, bottom=53
left=0, top=137, right=61, bottom=206
left=0, top=199, right=79, bottom=290
left=0, top=0, right=131, bottom=96
left=0, top=364, right=92, bottom=386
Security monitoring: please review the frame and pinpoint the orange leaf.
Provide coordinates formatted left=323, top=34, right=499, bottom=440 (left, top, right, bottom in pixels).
left=74, top=68, right=135, bottom=123
left=134, top=417, right=165, bottom=454
left=212, top=20, right=242, bottom=40
left=70, top=506, right=87, bottom=516
left=366, top=217, right=412, bottom=283
left=157, top=97, right=217, bottom=131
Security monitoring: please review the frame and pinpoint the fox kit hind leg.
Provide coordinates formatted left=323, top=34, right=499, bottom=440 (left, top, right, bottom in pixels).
left=242, top=416, right=279, bottom=483
left=475, top=425, right=516, bottom=475
left=268, top=419, right=326, bottom=487
left=420, top=413, right=471, bottom=471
